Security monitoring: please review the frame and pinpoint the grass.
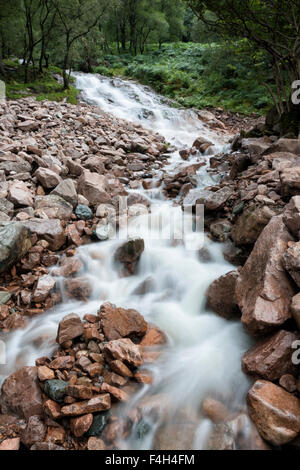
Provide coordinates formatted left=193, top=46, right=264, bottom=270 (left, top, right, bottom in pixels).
left=1, top=59, right=78, bottom=104
left=92, top=42, right=274, bottom=115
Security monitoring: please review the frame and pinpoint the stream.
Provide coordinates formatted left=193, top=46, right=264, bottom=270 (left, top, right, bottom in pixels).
left=0, top=73, right=253, bottom=450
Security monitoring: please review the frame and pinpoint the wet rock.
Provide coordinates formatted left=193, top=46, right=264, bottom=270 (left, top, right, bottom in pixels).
left=34, top=195, right=73, bottom=220
left=43, top=400, right=61, bottom=420
left=75, top=204, right=93, bottom=221
left=283, top=196, right=300, bottom=237
left=22, top=219, right=66, bottom=251
left=0, top=222, right=31, bottom=272
left=202, top=398, right=230, bottom=423
left=101, top=383, right=129, bottom=402
left=114, top=238, right=145, bottom=276
left=49, top=356, right=75, bottom=370
left=44, top=380, right=69, bottom=403
left=110, top=360, right=133, bottom=378
left=33, top=275, right=56, bottom=303
left=70, top=413, right=93, bottom=437
left=232, top=205, right=275, bottom=247
left=56, top=313, right=84, bottom=345
left=87, top=437, right=107, bottom=450
left=35, top=168, right=62, bottom=189
left=98, top=302, right=147, bottom=341
left=64, top=277, right=92, bottom=301
left=0, top=367, right=43, bottom=419
left=21, top=415, right=47, bottom=448
left=206, top=271, right=240, bottom=319
left=60, top=394, right=111, bottom=417
left=236, top=216, right=295, bottom=335
left=283, top=242, right=300, bottom=288
left=247, top=380, right=300, bottom=446
left=37, top=366, right=55, bottom=382
left=153, top=424, right=196, bottom=450
left=78, top=170, right=110, bottom=206
left=193, top=136, right=213, bottom=153
left=209, top=219, right=232, bottom=242
left=242, top=330, right=299, bottom=380
left=184, top=186, right=234, bottom=212
left=8, top=181, right=33, bottom=207
left=103, top=338, right=143, bottom=368
left=206, top=423, right=235, bottom=450
left=51, top=179, right=78, bottom=208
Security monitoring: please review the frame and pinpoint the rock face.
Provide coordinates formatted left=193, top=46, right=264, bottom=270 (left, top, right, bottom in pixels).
left=206, top=270, right=240, bottom=319
left=242, top=330, right=299, bottom=380
left=236, top=216, right=295, bottom=335
left=114, top=238, right=145, bottom=276
left=0, top=367, right=43, bottom=419
left=0, top=222, right=31, bottom=272
left=231, top=205, right=275, bottom=246
left=247, top=380, right=300, bottom=446
left=98, top=302, right=147, bottom=340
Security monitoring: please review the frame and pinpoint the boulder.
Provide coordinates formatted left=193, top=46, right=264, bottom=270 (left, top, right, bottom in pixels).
left=184, top=187, right=234, bottom=212
left=283, top=196, right=300, bottom=237
left=56, top=313, right=84, bottom=345
left=33, top=275, right=56, bottom=303
left=64, top=277, right=92, bottom=301
left=281, top=167, right=300, bottom=199
left=51, top=179, right=78, bottom=208
left=0, top=222, right=31, bottom=272
left=0, top=367, right=43, bottom=419
left=34, top=195, right=73, bottom=220
left=8, top=181, right=33, bottom=207
left=283, top=242, right=300, bottom=288
left=247, top=380, right=300, bottom=446
left=236, top=216, right=295, bottom=335
left=35, top=168, right=62, bottom=189
left=206, top=271, right=240, bottom=319
left=22, top=219, right=66, bottom=251
left=78, top=170, right=110, bottom=206
left=231, top=205, right=275, bottom=247
left=242, top=330, right=299, bottom=380
left=103, top=338, right=143, bottom=368
left=70, top=414, right=93, bottom=437
left=98, top=302, right=147, bottom=340
left=114, top=238, right=145, bottom=276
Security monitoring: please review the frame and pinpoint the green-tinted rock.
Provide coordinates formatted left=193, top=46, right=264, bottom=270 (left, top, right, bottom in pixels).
left=44, top=380, right=69, bottom=403
left=0, top=292, right=11, bottom=305
left=75, top=205, right=93, bottom=221
left=87, top=411, right=110, bottom=437
left=0, top=222, right=32, bottom=273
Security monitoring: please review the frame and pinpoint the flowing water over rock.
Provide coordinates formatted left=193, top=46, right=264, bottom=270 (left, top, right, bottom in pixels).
left=1, top=73, right=253, bottom=449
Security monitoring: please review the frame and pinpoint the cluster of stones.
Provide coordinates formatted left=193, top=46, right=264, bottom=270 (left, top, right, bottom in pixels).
left=0, top=97, right=171, bottom=331
left=0, top=302, right=166, bottom=450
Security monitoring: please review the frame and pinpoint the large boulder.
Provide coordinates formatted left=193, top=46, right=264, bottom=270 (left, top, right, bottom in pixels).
left=236, top=216, right=295, bottom=335
left=78, top=170, right=110, bottom=206
left=283, top=196, right=300, bottom=237
left=22, top=219, right=66, bottom=251
left=242, top=330, right=299, bottom=380
left=0, top=222, right=31, bottom=272
left=98, top=302, right=147, bottom=341
left=206, top=271, right=240, bottom=319
left=0, top=367, right=43, bottom=419
left=231, top=205, right=275, bottom=246
left=56, top=313, right=84, bottom=345
left=51, top=179, right=78, bottom=208
left=114, top=238, right=145, bottom=276
left=247, top=380, right=300, bottom=446
left=34, top=195, right=73, bottom=220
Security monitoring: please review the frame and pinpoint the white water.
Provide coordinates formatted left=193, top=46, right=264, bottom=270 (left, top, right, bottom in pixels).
left=0, top=73, right=253, bottom=449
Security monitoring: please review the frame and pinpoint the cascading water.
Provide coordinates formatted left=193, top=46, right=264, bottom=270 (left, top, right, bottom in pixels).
left=0, top=73, right=254, bottom=450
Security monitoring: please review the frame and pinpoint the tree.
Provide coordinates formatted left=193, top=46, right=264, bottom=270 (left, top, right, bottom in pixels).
left=50, top=0, right=107, bottom=88
left=186, top=0, right=300, bottom=117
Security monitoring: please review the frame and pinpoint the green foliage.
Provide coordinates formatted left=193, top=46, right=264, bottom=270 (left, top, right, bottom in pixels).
left=102, top=42, right=273, bottom=114
left=2, top=60, right=78, bottom=104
